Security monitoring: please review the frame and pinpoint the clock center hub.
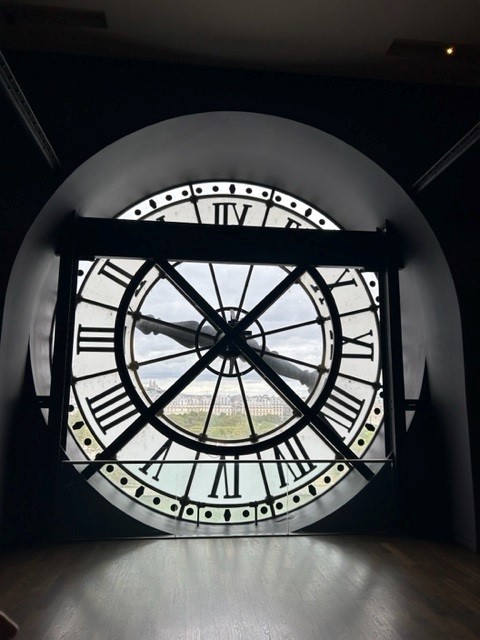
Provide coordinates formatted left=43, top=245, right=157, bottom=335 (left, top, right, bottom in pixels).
left=195, top=306, right=266, bottom=378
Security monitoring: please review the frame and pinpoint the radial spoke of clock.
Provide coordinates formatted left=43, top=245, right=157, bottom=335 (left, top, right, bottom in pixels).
left=256, top=452, right=275, bottom=517
left=201, top=358, right=227, bottom=439
left=208, top=263, right=227, bottom=321
left=232, top=337, right=374, bottom=480
left=178, top=450, right=202, bottom=520
left=74, top=366, right=119, bottom=383
left=338, top=371, right=381, bottom=389
left=189, top=185, right=203, bottom=224
left=134, top=345, right=210, bottom=369
left=234, top=360, right=256, bottom=439
left=250, top=346, right=321, bottom=371
left=236, top=264, right=254, bottom=320
left=77, top=296, right=119, bottom=313
left=248, top=317, right=323, bottom=341
left=340, top=305, right=378, bottom=318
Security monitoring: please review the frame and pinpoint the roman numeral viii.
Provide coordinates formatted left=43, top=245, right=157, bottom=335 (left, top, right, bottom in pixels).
left=86, top=383, right=137, bottom=434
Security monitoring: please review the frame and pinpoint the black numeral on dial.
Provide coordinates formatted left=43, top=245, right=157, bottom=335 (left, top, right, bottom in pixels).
left=321, top=386, right=365, bottom=432
left=86, top=383, right=137, bottom=434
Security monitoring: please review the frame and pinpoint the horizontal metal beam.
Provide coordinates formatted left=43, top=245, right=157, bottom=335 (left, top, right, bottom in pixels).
left=63, top=459, right=392, bottom=465
left=67, top=218, right=395, bottom=270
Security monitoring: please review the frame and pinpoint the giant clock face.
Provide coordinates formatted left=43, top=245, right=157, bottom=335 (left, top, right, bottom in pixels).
left=67, top=180, right=384, bottom=534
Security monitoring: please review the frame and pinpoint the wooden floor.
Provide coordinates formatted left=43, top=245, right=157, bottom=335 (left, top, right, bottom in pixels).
left=1, top=536, right=479, bottom=640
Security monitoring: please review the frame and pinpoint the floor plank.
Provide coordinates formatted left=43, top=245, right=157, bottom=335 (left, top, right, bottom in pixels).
left=1, top=536, right=479, bottom=640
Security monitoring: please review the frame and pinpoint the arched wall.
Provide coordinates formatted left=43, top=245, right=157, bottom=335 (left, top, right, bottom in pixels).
left=0, top=112, right=475, bottom=547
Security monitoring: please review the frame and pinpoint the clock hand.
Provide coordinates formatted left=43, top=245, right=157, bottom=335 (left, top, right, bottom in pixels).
left=136, top=315, right=216, bottom=349
left=136, top=314, right=317, bottom=392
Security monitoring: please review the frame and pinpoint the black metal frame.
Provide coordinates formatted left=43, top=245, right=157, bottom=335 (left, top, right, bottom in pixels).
left=49, top=214, right=404, bottom=534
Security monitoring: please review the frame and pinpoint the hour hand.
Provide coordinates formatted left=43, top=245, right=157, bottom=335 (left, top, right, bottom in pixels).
left=136, top=314, right=216, bottom=349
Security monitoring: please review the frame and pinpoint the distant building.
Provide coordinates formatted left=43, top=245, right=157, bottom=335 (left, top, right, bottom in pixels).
left=143, top=379, right=291, bottom=417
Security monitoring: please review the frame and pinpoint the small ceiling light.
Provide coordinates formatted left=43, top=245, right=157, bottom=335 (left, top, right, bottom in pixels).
left=445, top=46, right=455, bottom=56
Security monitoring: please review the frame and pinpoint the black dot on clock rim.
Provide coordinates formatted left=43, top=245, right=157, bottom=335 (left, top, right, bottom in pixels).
left=290, top=202, right=296, bottom=208
left=134, top=209, right=142, bottom=216
left=68, top=405, right=74, bottom=412
left=246, top=187, right=252, bottom=194
left=275, top=195, right=281, bottom=202
left=84, top=438, right=92, bottom=446
left=375, top=296, right=380, bottom=302
left=276, top=502, right=284, bottom=509
left=293, top=495, right=300, bottom=503
left=205, top=510, right=212, bottom=519
left=379, top=390, right=384, bottom=398
left=369, top=281, right=376, bottom=287
left=374, top=407, right=381, bottom=415
left=324, top=476, right=331, bottom=484
left=77, top=269, right=84, bottom=276
left=262, top=191, right=268, bottom=197
left=196, top=188, right=202, bottom=194
left=337, top=464, right=345, bottom=472
left=166, top=194, right=172, bottom=201
left=153, top=497, right=161, bottom=505
left=120, top=477, right=128, bottom=485
left=358, top=439, right=365, bottom=446
left=182, top=190, right=188, bottom=197
left=186, top=507, right=194, bottom=516
left=260, top=506, right=268, bottom=514
left=212, top=185, right=219, bottom=192
left=320, top=219, right=326, bottom=225
left=106, top=465, right=114, bottom=473
left=171, top=504, right=178, bottom=512
left=242, top=509, right=250, bottom=518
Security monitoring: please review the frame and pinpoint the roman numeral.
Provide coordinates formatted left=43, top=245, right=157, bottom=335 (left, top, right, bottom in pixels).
left=342, top=329, right=374, bottom=360
left=273, top=434, right=316, bottom=488
left=321, top=385, right=365, bottom=432
left=328, top=268, right=356, bottom=290
left=311, top=269, right=356, bottom=300
left=213, top=202, right=252, bottom=225
left=86, top=383, right=137, bottom=434
left=98, top=260, right=134, bottom=288
left=285, top=217, right=301, bottom=229
left=76, top=325, right=115, bottom=354
left=208, top=457, right=241, bottom=499
left=139, top=439, right=173, bottom=481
